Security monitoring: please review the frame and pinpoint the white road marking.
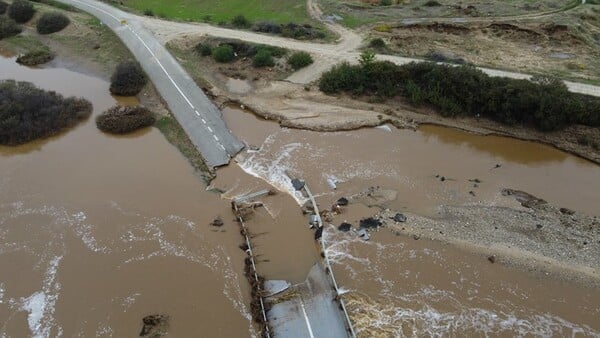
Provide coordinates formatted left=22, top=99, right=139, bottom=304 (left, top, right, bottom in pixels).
left=300, top=299, right=316, bottom=338
left=70, top=0, right=234, bottom=154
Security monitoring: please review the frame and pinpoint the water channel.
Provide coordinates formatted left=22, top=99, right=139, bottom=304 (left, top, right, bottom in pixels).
left=1, top=56, right=599, bottom=336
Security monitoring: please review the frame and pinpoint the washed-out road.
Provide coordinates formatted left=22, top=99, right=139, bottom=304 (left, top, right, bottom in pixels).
left=57, top=0, right=244, bottom=167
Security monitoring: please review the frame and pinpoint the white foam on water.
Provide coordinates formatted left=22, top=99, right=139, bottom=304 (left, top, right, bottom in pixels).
left=19, top=255, right=63, bottom=338
left=237, top=138, right=307, bottom=205
left=0, top=282, right=4, bottom=304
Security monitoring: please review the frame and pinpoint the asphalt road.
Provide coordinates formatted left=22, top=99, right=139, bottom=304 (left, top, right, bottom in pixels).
left=57, top=0, right=244, bottom=168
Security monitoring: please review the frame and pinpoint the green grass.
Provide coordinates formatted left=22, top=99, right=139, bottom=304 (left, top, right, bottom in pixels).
left=122, top=0, right=311, bottom=24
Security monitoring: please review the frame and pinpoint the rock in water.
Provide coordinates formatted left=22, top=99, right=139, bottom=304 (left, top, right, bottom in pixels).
left=336, top=197, right=349, bottom=206
left=338, top=222, right=352, bottom=232
left=139, top=314, right=169, bottom=337
left=392, top=213, right=407, bottom=223
left=359, top=217, right=382, bottom=229
left=314, top=226, right=323, bottom=240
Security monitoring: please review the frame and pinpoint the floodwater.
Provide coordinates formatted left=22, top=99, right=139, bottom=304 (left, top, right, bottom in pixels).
left=0, top=57, right=255, bottom=336
left=221, top=106, right=600, bottom=337
left=2, top=53, right=599, bottom=338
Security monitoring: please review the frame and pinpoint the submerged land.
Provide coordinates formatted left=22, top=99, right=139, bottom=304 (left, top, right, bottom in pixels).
left=1, top=0, right=599, bottom=336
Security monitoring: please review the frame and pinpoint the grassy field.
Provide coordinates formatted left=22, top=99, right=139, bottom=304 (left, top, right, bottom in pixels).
left=122, top=0, right=311, bottom=24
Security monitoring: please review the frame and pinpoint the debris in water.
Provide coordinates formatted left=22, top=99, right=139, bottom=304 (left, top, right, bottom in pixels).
left=291, top=178, right=305, bottom=191
left=391, top=213, right=407, bottom=223
left=492, top=163, right=502, bottom=170
left=139, top=314, right=169, bottom=337
left=359, top=217, right=382, bottom=229
left=536, top=224, right=543, bottom=229
left=357, top=228, right=370, bottom=241
left=440, top=176, right=446, bottom=182
left=314, top=226, right=323, bottom=240
left=338, top=222, right=352, bottom=232
left=239, top=243, right=249, bottom=251
left=210, top=217, right=224, bottom=227
left=488, top=255, right=496, bottom=263
left=309, top=214, right=319, bottom=227
left=413, top=234, right=421, bottom=240
left=469, top=191, right=476, bottom=196
left=336, top=197, right=349, bottom=206
left=469, top=178, right=482, bottom=183
left=326, top=178, right=337, bottom=190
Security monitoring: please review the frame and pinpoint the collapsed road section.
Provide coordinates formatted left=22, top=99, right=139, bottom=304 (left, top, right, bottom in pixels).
left=231, top=186, right=355, bottom=338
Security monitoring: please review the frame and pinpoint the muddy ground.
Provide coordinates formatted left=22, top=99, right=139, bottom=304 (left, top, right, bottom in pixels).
left=366, top=5, right=600, bottom=84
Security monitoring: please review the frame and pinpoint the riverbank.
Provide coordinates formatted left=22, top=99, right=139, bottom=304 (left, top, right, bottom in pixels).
left=0, top=0, right=212, bottom=178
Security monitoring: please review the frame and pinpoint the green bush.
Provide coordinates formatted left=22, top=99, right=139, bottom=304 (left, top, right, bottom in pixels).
left=380, top=0, right=392, bottom=5
left=16, top=49, right=54, bottom=65
left=319, top=61, right=600, bottom=131
left=213, top=44, right=235, bottom=63
left=369, top=38, right=386, bottom=49
left=256, top=45, right=287, bottom=57
left=288, top=51, right=313, bottom=70
left=194, top=42, right=212, bottom=56
left=109, top=61, right=148, bottom=96
left=8, top=0, right=35, bottom=23
left=253, top=49, right=274, bottom=67
left=36, top=12, right=70, bottom=34
left=0, top=80, right=92, bottom=145
left=143, top=8, right=154, bottom=16
left=0, top=1, right=8, bottom=14
left=96, top=105, right=156, bottom=134
left=0, top=17, right=22, bottom=40
left=231, top=14, right=250, bottom=28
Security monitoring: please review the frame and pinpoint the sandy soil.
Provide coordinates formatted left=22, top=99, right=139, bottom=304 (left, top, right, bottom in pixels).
left=329, top=186, right=600, bottom=287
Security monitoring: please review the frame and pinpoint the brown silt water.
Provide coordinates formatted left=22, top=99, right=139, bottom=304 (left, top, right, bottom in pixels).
left=2, top=56, right=599, bottom=337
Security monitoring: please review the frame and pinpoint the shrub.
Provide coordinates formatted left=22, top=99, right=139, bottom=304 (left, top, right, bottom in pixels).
left=0, top=1, right=8, bottom=14
left=380, top=0, right=392, bottom=5
left=96, top=105, right=155, bottom=134
left=256, top=44, right=286, bottom=57
left=318, top=60, right=600, bottom=131
left=194, top=42, right=212, bottom=56
left=110, top=61, right=148, bottom=96
left=288, top=51, right=313, bottom=70
left=16, top=49, right=54, bottom=65
left=231, top=14, right=250, bottom=28
left=253, top=49, right=274, bottom=67
left=369, top=38, right=386, bottom=49
left=424, top=0, right=442, bottom=6
left=143, top=8, right=154, bottom=16
left=0, top=80, right=92, bottom=145
left=281, top=23, right=325, bottom=40
left=8, top=0, right=35, bottom=23
left=253, top=21, right=282, bottom=34
left=0, top=17, right=22, bottom=40
left=213, top=44, right=234, bottom=63
left=36, top=12, right=70, bottom=34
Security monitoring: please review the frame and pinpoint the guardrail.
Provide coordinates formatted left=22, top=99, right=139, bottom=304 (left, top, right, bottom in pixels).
left=301, top=183, right=357, bottom=338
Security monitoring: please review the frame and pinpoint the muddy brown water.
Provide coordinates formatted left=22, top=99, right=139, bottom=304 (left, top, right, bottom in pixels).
left=2, top=54, right=599, bottom=337
left=221, top=106, right=600, bottom=336
left=0, top=57, right=256, bottom=336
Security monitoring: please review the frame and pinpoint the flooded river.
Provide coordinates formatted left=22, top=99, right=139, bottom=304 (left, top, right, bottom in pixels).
left=1, top=55, right=599, bottom=337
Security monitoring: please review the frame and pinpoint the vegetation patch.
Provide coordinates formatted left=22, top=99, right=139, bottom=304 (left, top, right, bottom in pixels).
left=110, top=61, right=148, bottom=96
left=0, top=16, right=22, bottom=40
left=252, top=49, right=274, bottom=67
left=0, top=1, right=8, bottom=15
left=287, top=51, right=313, bottom=70
left=0, top=80, right=92, bottom=145
left=16, top=48, right=54, bottom=65
left=8, top=0, right=35, bottom=23
left=36, top=11, right=70, bottom=34
left=253, top=21, right=327, bottom=40
left=213, top=44, right=235, bottom=63
left=319, top=61, right=600, bottom=131
left=96, top=105, right=156, bottom=134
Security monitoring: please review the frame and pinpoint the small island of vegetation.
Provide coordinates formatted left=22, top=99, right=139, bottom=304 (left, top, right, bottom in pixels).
left=95, top=105, right=156, bottom=134
left=0, top=80, right=92, bottom=145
